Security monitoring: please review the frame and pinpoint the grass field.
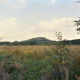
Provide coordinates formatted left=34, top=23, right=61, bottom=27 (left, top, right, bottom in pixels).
left=0, top=45, right=80, bottom=80
left=0, top=45, right=80, bottom=55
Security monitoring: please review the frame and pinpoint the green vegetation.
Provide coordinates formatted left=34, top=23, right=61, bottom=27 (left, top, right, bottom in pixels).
left=0, top=32, right=80, bottom=80
left=74, top=18, right=80, bottom=34
left=0, top=45, right=80, bottom=80
left=0, top=37, right=80, bottom=45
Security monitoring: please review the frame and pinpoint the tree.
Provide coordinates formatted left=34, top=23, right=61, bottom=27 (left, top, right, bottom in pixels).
left=74, top=18, right=80, bottom=34
left=74, top=1, right=80, bottom=34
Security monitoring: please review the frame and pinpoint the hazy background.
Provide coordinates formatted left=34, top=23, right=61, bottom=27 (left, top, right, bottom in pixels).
left=0, top=0, right=80, bottom=41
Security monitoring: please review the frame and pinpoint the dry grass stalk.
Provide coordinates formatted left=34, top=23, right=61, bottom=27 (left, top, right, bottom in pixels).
left=63, top=67, right=69, bottom=80
left=75, top=75, right=80, bottom=80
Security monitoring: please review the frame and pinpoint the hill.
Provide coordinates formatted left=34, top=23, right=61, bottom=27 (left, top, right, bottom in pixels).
left=14, top=37, right=54, bottom=45
left=0, top=37, right=80, bottom=45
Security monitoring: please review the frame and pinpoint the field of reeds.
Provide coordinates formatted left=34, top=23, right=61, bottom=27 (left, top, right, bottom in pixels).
left=0, top=45, right=80, bottom=80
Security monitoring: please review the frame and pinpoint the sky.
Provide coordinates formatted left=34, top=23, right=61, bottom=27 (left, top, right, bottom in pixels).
left=0, top=0, right=80, bottom=41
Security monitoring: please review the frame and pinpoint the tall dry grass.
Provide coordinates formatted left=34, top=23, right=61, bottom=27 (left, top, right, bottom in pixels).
left=0, top=45, right=80, bottom=55
left=0, top=45, right=80, bottom=80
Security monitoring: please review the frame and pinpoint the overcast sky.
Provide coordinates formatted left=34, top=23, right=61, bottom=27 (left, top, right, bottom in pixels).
left=0, top=0, right=80, bottom=41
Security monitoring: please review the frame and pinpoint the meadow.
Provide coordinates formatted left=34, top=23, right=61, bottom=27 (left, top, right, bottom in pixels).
left=0, top=45, right=80, bottom=55
left=0, top=45, right=80, bottom=80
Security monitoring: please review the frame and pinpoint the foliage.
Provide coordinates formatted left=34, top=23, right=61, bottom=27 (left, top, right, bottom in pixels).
left=74, top=18, right=80, bottom=34
left=0, top=37, right=80, bottom=45
left=48, top=32, right=72, bottom=80
left=0, top=43, right=80, bottom=80
left=69, top=54, right=80, bottom=80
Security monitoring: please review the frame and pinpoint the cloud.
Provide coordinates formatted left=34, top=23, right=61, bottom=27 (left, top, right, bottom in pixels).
left=50, top=0, right=56, bottom=4
left=39, top=17, right=79, bottom=40
left=39, top=17, right=75, bottom=30
left=0, top=0, right=28, bottom=9
left=0, top=17, right=19, bottom=41
left=0, top=17, right=19, bottom=33
left=10, top=0, right=28, bottom=9
left=0, top=17, right=79, bottom=41
left=0, top=0, right=10, bottom=4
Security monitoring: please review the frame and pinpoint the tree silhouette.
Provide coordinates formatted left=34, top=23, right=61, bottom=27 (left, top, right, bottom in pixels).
left=74, top=18, right=80, bottom=34
left=74, top=1, right=80, bottom=34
